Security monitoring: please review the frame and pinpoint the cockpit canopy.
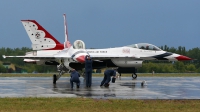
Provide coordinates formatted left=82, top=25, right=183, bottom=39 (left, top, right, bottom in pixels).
left=126, top=43, right=162, bottom=51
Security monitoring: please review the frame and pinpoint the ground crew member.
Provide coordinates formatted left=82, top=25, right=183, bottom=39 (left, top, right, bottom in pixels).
left=85, top=55, right=93, bottom=87
left=100, top=69, right=117, bottom=87
left=70, top=69, right=80, bottom=89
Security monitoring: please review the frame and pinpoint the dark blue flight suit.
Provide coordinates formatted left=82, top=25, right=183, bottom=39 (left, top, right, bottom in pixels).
left=100, top=69, right=117, bottom=86
left=85, top=56, right=93, bottom=87
left=70, top=70, right=80, bottom=88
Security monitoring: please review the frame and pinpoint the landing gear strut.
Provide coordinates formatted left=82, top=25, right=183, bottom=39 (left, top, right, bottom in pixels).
left=82, top=72, right=86, bottom=82
left=132, top=68, right=137, bottom=79
left=53, top=70, right=65, bottom=84
left=53, top=63, right=67, bottom=84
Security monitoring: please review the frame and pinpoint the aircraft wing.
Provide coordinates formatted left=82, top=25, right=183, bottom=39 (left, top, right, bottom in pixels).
left=2, top=52, right=142, bottom=61
left=2, top=55, right=56, bottom=59
left=2, top=54, right=72, bottom=60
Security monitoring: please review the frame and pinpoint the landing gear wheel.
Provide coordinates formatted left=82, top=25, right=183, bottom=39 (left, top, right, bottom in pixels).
left=132, top=73, right=137, bottom=79
left=82, top=72, right=85, bottom=78
left=53, top=74, right=57, bottom=84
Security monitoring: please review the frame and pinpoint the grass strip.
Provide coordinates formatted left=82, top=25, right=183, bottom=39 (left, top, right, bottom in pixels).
left=0, top=98, right=199, bottom=112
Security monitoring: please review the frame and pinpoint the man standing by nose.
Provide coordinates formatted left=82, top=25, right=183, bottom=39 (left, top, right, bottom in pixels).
left=85, top=55, right=93, bottom=88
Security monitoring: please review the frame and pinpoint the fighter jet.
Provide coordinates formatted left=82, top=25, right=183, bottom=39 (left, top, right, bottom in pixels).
left=3, top=14, right=191, bottom=84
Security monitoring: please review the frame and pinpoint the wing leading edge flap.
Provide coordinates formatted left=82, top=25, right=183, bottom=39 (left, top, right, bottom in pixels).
left=2, top=53, right=73, bottom=59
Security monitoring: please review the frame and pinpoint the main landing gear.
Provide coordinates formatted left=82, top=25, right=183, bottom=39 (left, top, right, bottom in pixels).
left=53, top=74, right=57, bottom=84
left=53, top=63, right=67, bottom=84
left=118, top=72, right=137, bottom=79
left=132, top=73, right=137, bottom=79
left=132, top=67, right=137, bottom=79
left=117, top=67, right=138, bottom=79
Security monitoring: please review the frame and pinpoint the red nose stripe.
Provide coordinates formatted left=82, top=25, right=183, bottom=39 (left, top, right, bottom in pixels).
left=176, top=55, right=191, bottom=61
left=76, top=55, right=85, bottom=63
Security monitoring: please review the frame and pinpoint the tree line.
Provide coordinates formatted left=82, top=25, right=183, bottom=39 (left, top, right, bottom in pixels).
left=0, top=45, right=199, bottom=73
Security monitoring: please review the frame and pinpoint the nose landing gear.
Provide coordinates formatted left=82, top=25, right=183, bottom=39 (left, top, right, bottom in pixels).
left=132, top=73, right=137, bottom=79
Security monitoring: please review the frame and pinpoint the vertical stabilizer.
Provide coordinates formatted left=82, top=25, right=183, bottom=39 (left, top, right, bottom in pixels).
left=63, top=14, right=71, bottom=48
left=21, top=20, right=64, bottom=50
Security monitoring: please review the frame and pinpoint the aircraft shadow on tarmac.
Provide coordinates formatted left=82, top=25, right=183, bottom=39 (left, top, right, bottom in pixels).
left=51, top=77, right=147, bottom=98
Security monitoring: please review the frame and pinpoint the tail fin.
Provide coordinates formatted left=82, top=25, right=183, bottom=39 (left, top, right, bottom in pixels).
left=63, top=14, right=71, bottom=48
left=21, top=20, right=64, bottom=50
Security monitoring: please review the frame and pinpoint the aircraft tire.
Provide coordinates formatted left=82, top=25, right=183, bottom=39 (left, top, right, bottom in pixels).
left=82, top=72, right=85, bottom=78
left=132, top=73, right=137, bottom=79
left=119, top=73, right=122, bottom=77
left=53, top=74, right=57, bottom=84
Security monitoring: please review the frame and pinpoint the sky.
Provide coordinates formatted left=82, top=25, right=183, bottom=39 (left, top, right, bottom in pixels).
left=0, top=0, right=200, bottom=50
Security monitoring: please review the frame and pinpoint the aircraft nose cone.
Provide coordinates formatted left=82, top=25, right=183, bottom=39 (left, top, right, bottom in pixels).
left=76, top=55, right=85, bottom=63
left=176, top=55, right=192, bottom=61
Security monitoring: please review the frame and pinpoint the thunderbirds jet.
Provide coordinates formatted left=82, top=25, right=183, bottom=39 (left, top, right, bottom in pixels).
left=3, top=14, right=192, bottom=84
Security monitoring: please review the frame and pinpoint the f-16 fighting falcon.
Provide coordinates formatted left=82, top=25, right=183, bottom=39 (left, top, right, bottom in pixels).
left=3, top=14, right=191, bottom=84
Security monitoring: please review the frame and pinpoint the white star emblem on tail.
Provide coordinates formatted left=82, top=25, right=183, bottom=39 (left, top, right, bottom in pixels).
left=35, top=32, right=40, bottom=39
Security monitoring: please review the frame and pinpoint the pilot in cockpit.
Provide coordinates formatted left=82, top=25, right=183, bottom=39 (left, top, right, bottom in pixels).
left=146, top=45, right=149, bottom=50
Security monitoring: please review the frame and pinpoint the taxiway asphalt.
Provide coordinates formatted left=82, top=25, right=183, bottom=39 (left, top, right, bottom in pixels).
left=0, top=77, right=199, bottom=99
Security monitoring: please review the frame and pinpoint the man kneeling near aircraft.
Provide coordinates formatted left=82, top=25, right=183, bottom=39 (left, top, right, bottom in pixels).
left=70, top=69, right=80, bottom=89
left=100, top=69, right=117, bottom=87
